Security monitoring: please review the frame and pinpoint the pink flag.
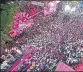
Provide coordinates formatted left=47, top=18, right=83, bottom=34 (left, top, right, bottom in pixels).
left=55, top=62, right=75, bottom=71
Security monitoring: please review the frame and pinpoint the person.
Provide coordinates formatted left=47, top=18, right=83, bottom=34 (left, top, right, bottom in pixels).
left=6, top=54, right=16, bottom=63
left=1, top=60, right=10, bottom=69
left=11, top=48, right=20, bottom=58
left=1, top=54, right=7, bottom=61
left=5, top=48, right=11, bottom=54
left=16, top=48, right=22, bottom=55
left=0, top=57, right=5, bottom=64
left=11, top=50, right=17, bottom=59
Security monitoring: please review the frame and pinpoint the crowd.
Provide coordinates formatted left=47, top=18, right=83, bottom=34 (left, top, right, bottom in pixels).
left=0, top=46, right=24, bottom=70
left=0, top=1, right=83, bottom=72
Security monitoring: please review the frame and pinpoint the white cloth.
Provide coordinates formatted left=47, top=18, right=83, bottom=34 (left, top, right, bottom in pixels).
left=31, top=1, right=44, bottom=7
left=1, top=61, right=9, bottom=69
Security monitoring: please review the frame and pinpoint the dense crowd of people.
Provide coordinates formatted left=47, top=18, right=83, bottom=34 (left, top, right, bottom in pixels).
left=0, top=1, right=83, bottom=72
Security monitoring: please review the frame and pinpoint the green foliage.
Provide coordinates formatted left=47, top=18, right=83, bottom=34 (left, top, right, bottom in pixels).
left=1, top=2, right=19, bottom=41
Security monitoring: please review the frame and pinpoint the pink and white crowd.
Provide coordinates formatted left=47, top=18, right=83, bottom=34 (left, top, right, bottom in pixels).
left=1, top=1, right=83, bottom=72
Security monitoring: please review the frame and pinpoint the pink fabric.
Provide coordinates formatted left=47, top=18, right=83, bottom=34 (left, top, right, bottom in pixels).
left=23, top=52, right=31, bottom=60
left=8, top=60, right=21, bottom=72
left=44, top=5, right=50, bottom=16
left=75, top=63, right=83, bottom=71
left=44, top=1, right=59, bottom=16
left=29, top=4, right=38, bottom=17
left=55, top=62, right=75, bottom=71
left=8, top=29, right=18, bottom=37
